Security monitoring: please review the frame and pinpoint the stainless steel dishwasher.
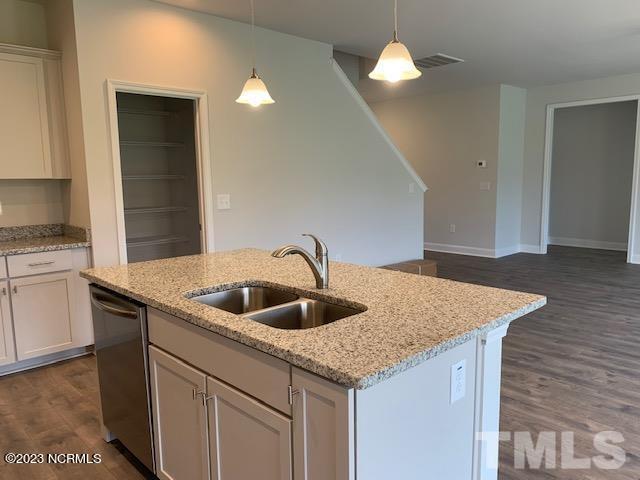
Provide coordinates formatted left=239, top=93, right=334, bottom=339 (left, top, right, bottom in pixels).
left=90, top=285, right=155, bottom=473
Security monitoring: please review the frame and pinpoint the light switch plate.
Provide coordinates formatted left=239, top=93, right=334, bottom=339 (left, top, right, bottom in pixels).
left=216, top=194, right=231, bottom=210
left=450, top=359, right=466, bottom=404
left=480, top=181, right=491, bottom=191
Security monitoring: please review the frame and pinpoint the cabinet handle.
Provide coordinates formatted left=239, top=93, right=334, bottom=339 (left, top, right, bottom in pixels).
left=28, top=260, right=55, bottom=267
left=287, top=385, right=299, bottom=405
left=192, top=387, right=205, bottom=401
left=12, top=286, right=17, bottom=295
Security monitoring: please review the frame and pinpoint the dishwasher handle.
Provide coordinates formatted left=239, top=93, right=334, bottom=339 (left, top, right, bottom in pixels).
left=91, top=291, right=139, bottom=319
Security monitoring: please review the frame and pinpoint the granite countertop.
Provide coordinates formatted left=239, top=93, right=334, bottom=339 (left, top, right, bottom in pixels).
left=0, top=236, right=91, bottom=256
left=81, top=249, right=546, bottom=389
left=0, top=224, right=91, bottom=256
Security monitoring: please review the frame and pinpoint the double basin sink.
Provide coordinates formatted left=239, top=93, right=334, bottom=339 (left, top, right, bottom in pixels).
left=189, top=285, right=365, bottom=330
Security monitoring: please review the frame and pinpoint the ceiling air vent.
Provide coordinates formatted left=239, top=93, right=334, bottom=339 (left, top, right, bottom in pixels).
left=414, top=54, right=464, bottom=70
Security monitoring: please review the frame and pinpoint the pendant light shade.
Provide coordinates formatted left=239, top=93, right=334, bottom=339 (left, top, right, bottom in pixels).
left=369, top=0, right=421, bottom=83
left=236, top=68, right=275, bottom=107
left=236, top=0, right=275, bottom=107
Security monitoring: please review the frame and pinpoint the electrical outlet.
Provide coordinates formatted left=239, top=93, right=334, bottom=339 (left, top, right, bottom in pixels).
left=216, top=194, right=231, bottom=210
left=449, top=224, right=456, bottom=233
left=480, top=182, right=491, bottom=191
left=0, top=200, right=3, bottom=215
left=450, top=359, right=466, bottom=404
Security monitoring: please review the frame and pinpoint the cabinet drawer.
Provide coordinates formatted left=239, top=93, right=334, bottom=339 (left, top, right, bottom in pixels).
left=0, top=257, right=6, bottom=280
left=7, top=250, right=73, bottom=277
left=148, top=307, right=291, bottom=415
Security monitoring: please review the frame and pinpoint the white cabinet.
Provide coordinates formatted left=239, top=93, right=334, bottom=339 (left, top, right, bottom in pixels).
left=0, top=281, right=16, bottom=366
left=0, top=44, right=70, bottom=179
left=206, top=376, right=292, bottom=480
left=0, top=248, right=93, bottom=371
left=148, top=345, right=293, bottom=480
left=11, top=271, right=75, bottom=360
left=292, top=367, right=355, bottom=480
left=149, top=345, right=209, bottom=480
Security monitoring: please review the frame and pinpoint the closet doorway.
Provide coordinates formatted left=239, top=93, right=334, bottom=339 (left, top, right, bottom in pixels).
left=107, top=81, right=214, bottom=264
left=540, top=96, right=640, bottom=263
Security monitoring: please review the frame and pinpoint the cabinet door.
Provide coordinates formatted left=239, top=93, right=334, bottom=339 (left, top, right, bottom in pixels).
left=292, top=367, right=355, bottom=480
left=0, top=281, right=16, bottom=366
left=0, top=52, right=51, bottom=178
left=11, top=272, right=75, bottom=360
left=206, top=376, right=292, bottom=480
left=149, top=346, right=209, bottom=480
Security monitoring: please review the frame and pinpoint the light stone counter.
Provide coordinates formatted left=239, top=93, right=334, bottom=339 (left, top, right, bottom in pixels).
left=81, top=248, right=545, bottom=389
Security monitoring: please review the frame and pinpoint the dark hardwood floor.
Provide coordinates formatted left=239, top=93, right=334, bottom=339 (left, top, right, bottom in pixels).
left=1, top=246, right=639, bottom=479
left=426, top=246, right=640, bottom=480
left=0, top=355, right=144, bottom=480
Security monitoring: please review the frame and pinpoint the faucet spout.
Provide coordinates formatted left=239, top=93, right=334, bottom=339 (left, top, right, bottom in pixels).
left=271, top=235, right=329, bottom=289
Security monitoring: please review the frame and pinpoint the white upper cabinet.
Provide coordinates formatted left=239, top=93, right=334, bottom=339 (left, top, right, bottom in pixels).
left=0, top=44, right=70, bottom=179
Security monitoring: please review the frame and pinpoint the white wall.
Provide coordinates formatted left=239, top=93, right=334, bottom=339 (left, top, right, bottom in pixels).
left=495, top=85, right=526, bottom=253
left=71, top=0, right=423, bottom=267
left=522, top=72, right=640, bottom=261
left=0, top=180, right=64, bottom=227
left=0, top=0, right=47, bottom=48
left=45, top=0, right=91, bottom=228
left=548, top=101, right=636, bottom=249
left=371, top=85, right=502, bottom=254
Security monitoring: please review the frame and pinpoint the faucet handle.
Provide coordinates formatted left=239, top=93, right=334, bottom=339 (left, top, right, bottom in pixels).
left=302, top=234, right=328, bottom=258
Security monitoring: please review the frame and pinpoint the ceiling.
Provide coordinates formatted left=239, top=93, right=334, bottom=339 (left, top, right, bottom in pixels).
left=155, top=0, right=640, bottom=102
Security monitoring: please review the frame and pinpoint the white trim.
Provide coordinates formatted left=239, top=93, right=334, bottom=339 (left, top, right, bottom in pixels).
left=548, top=236, right=627, bottom=251
left=540, top=94, right=640, bottom=263
left=105, top=80, right=215, bottom=265
left=330, top=58, right=427, bottom=192
left=519, top=244, right=544, bottom=254
left=424, top=242, right=496, bottom=258
left=630, top=254, right=640, bottom=264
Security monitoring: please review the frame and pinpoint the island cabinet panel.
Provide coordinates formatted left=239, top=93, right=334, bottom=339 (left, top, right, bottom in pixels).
left=148, top=307, right=291, bottom=414
left=206, top=376, right=292, bottom=480
left=291, top=367, right=355, bottom=480
left=354, top=338, right=477, bottom=480
left=0, top=281, right=16, bottom=366
left=149, top=345, right=209, bottom=480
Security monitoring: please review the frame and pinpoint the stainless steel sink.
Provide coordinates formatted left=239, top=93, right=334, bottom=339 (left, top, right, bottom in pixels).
left=245, top=299, right=365, bottom=330
left=190, top=286, right=299, bottom=315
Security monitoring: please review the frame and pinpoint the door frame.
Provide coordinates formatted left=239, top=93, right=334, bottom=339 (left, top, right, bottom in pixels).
left=540, top=94, right=640, bottom=263
left=106, top=79, right=215, bottom=264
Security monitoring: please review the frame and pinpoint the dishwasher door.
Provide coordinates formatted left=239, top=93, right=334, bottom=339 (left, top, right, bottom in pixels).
left=90, top=285, right=155, bottom=472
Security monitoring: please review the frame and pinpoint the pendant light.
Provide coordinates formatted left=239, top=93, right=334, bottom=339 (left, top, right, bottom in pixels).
left=236, top=0, right=275, bottom=107
left=369, top=0, right=421, bottom=83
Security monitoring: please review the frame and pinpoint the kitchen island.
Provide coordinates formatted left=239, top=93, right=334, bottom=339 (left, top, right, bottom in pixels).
left=82, top=248, right=545, bottom=480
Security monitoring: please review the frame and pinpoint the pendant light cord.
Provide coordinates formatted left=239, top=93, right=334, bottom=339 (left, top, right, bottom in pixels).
left=251, top=0, right=256, bottom=73
left=393, top=0, right=399, bottom=42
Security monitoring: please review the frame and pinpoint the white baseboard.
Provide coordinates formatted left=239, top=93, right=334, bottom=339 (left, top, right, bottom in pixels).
left=424, top=242, right=496, bottom=258
left=629, top=254, right=640, bottom=264
left=424, top=242, right=545, bottom=258
left=519, top=244, right=544, bottom=254
left=548, top=236, right=627, bottom=252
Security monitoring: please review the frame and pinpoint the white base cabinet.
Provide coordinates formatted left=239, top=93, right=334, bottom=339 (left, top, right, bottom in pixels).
left=149, top=345, right=209, bottom=480
left=147, top=307, right=509, bottom=480
left=0, top=281, right=16, bottom=366
left=0, top=248, right=93, bottom=373
left=149, top=345, right=293, bottom=480
left=11, top=271, right=75, bottom=360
